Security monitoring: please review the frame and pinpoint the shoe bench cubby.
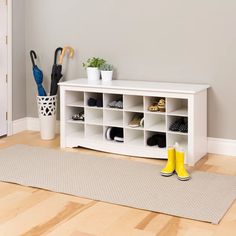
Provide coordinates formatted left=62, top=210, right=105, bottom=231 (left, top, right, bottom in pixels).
left=59, top=79, right=209, bottom=165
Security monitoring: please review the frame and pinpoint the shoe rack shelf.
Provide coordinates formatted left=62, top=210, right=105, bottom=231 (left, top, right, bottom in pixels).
left=59, top=79, right=209, bottom=165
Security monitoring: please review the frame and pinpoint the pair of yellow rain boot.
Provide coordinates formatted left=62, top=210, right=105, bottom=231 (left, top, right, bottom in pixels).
left=161, top=146, right=190, bottom=181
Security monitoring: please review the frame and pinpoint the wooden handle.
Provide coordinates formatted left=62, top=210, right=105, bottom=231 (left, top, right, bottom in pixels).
left=58, top=46, right=75, bottom=65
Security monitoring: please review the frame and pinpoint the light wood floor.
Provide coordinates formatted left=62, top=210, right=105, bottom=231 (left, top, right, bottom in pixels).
left=0, top=131, right=235, bottom=236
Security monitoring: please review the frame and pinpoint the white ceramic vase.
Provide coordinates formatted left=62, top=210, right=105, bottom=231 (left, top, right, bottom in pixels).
left=87, top=67, right=100, bottom=81
left=101, top=71, right=113, bottom=82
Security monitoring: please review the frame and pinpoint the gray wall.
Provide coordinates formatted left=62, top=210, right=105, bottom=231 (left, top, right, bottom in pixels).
left=24, top=0, right=236, bottom=139
left=12, top=0, right=26, bottom=120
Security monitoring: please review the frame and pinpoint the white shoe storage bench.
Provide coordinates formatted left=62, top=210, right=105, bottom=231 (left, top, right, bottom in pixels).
left=59, top=79, right=209, bottom=166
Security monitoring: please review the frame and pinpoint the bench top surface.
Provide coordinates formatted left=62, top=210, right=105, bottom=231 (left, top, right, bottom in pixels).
left=59, top=78, right=210, bottom=94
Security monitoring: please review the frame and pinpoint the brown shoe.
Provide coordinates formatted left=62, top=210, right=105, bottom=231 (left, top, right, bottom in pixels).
left=129, top=114, right=143, bottom=128
left=158, top=99, right=166, bottom=112
left=148, top=102, right=159, bottom=112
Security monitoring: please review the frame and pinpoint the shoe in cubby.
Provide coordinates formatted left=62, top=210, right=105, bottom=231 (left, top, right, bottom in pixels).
left=128, top=113, right=144, bottom=128
left=105, top=127, right=124, bottom=143
left=104, top=94, right=123, bottom=109
left=124, top=112, right=144, bottom=129
left=168, top=116, right=188, bottom=134
left=146, top=132, right=166, bottom=148
left=66, top=107, right=84, bottom=123
left=145, top=97, right=166, bottom=113
left=72, top=111, right=85, bottom=122
left=85, top=92, right=103, bottom=108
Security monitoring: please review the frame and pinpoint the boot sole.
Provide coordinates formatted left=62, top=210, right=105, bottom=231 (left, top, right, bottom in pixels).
left=160, top=172, right=174, bottom=177
left=177, top=176, right=191, bottom=181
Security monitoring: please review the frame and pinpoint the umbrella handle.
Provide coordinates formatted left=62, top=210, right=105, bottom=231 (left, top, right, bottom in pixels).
left=30, top=50, right=37, bottom=67
left=58, top=46, right=75, bottom=65
left=54, top=47, right=63, bottom=65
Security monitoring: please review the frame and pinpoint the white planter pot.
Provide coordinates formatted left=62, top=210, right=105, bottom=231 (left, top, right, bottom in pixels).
left=101, top=71, right=113, bottom=82
left=87, top=67, right=100, bottom=81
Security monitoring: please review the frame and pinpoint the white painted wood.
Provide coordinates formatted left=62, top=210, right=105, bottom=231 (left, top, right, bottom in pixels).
left=12, top=117, right=27, bottom=134
left=192, top=90, right=208, bottom=164
left=145, top=114, right=166, bottom=132
left=59, top=79, right=210, bottom=94
left=208, top=137, right=236, bottom=157
left=0, top=0, right=8, bottom=136
left=60, top=88, right=66, bottom=148
left=11, top=117, right=236, bottom=158
left=59, top=79, right=209, bottom=165
left=7, top=0, right=13, bottom=136
left=86, top=108, right=103, bottom=126
left=104, top=109, right=123, bottom=127
left=167, top=98, right=188, bottom=116
left=124, top=95, right=144, bottom=112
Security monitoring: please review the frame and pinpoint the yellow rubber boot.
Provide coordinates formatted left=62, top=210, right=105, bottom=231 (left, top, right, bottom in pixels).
left=161, top=147, right=175, bottom=176
left=175, top=149, right=191, bottom=181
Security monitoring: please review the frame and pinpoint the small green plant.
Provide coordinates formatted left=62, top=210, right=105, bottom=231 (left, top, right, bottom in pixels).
left=83, top=57, right=106, bottom=68
left=99, top=64, right=114, bottom=71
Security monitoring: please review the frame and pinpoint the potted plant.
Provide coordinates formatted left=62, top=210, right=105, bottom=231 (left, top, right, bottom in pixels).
left=100, top=64, right=114, bottom=82
left=83, top=57, right=106, bottom=81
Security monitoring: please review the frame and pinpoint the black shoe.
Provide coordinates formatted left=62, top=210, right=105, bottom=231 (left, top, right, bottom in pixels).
left=88, top=98, right=97, bottom=106
left=157, top=134, right=166, bottom=148
left=72, top=112, right=84, bottom=121
left=169, top=119, right=183, bottom=131
left=105, top=127, right=112, bottom=140
left=147, top=133, right=166, bottom=148
left=96, top=99, right=103, bottom=107
left=147, top=134, right=159, bottom=146
left=110, top=127, right=124, bottom=142
left=179, top=120, right=188, bottom=133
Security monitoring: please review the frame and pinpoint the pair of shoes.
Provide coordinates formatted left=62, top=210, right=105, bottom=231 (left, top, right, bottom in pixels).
left=129, top=114, right=144, bottom=128
left=148, top=98, right=166, bottom=112
left=108, top=100, right=123, bottom=109
left=169, top=118, right=188, bottom=133
left=106, top=127, right=124, bottom=142
left=160, top=144, right=191, bottom=181
left=88, top=98, right=103, bottom=107
left=72, top=111, right=84, bottom=121
left=147, top=133, right=166, bottom=148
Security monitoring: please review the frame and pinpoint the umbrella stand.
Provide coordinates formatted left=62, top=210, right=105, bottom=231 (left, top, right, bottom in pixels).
left=37, top=95, right=57, bottom=140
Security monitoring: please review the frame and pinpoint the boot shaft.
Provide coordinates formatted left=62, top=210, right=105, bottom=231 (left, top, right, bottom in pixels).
left=167, top=147, right=176, bottom=163
left=175, top=148, right=185, bottom=169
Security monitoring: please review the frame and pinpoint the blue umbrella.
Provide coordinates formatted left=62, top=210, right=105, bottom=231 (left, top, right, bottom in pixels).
left=30, top=50, right=47, bottom=96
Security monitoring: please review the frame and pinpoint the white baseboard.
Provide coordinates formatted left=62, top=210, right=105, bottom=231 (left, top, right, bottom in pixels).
left=208, top=137, right=236, bottom=157
left=13, top=117, right=60, bottom=135
left=12, top=117, right=27, bottom=134
left=12, top=117, right=236, bottom=157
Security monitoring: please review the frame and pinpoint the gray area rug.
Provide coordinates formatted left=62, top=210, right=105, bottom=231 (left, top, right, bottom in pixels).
left=0, top=145, right=235, bottom=224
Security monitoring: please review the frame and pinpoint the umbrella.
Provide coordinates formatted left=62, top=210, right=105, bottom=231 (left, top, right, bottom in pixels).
left=50, top=46, right=75, bottom=96
left=50, top=47, right=63, bottom=96
left=30, top=50, right=47, bottom=96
